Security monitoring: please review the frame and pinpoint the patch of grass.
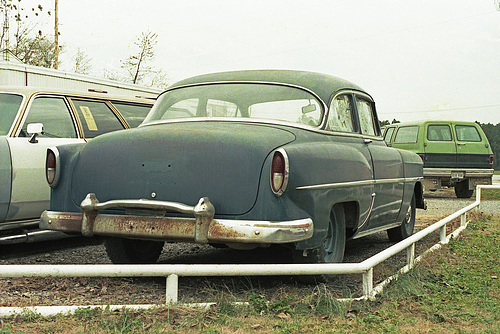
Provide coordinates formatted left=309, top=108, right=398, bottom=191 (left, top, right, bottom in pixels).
left=1, top=215, right=499, bottom=333
left=481, top=188, right=500, bottom=200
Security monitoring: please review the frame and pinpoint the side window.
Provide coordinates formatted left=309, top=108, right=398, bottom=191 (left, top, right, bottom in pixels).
left=327, top=95, right=354, bottom=132
left=384, top=127, right=395, bottom=144
left=427, top=125, right=452, bottom=141
left=71, top=99, right=124, bottom=138
left=356, top=98, right=376, bottom=136
left=21, top=96, right=77, bottom=138
left=112, top=102, right=152, bottom=128
left=456, top=125, right=481, bottom=142
left=394, top=126, right=419, bottom=143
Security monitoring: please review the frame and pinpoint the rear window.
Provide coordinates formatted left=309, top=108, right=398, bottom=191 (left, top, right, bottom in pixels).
left=456, top=125, right=481, bottom=142
left=0, top=93, right=23, bottom=135
left=394, top=126, right=418, bottom=143
left=427, top=125, right=452, bottom=141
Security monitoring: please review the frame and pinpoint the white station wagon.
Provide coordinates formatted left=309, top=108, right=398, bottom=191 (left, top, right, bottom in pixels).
left=0, top=86, right=155, bottom=244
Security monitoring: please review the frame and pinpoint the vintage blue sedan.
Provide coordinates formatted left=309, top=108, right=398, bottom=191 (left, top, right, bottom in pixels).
left=40, top=70, right=425, bottom=281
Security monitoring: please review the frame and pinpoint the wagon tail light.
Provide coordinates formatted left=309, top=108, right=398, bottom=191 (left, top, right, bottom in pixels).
left=489, top=155, right=494, bottom=165
left=270, top=149, right=289, bottom=196
left=46, top=148, right=60, bottom=187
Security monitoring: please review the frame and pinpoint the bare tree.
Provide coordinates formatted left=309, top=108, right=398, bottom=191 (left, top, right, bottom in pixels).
left=121, top=31, right=158, bottom=84
left=73, top=47, right=92, bottom=74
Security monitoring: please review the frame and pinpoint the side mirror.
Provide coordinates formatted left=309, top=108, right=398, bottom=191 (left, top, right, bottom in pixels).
left=27, top=123, right=44, bottom=143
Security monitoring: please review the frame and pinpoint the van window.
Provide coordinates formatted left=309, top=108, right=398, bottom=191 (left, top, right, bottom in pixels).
left=427, top=125, right=452, bottom=141
left=383, top=127, right=395, bottom=144
left=327, top=95, right=354, bottom=132
left=21, top=96, right=77, bottom=138
left=456, top=125, right=481, bottom=142
left=112, top=102, right=152, bottom=128
left=72, top=99, right=124, bottom=138
left=394, top=126, right=418, bottom=143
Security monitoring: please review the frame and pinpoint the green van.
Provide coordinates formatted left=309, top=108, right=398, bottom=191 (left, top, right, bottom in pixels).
left=383, top=121, right=494, bottom=198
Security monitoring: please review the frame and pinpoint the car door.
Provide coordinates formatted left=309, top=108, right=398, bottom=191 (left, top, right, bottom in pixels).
left=355, top=95, right=404, bottom=229
left=6, top=95, right=84, bottom=221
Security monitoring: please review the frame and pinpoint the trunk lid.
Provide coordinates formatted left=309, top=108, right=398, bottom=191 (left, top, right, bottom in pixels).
left=70, top=121, right=296, bottom=215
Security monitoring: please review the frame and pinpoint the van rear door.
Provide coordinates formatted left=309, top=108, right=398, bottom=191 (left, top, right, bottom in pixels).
left=454, top=123, right=492, bottom=168
left=424, top=124, right=457, bottom=168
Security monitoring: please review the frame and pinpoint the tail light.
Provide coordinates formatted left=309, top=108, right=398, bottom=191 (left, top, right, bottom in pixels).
left=418, top=154, right=425, bottom=162
left=46, top=148, right=60, bottom=187
left=270, top=149, right=289, bottom=196
left=490, top=155, right=494, bottom=165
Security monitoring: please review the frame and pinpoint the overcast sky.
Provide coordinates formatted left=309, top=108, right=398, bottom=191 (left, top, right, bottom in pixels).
left=32, top=0, right=500, bottom=124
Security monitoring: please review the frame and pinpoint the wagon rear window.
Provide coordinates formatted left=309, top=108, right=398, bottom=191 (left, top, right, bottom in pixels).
left=144, top=83, right=323, bottom=126
left=0, top=93, right=23, bottom=135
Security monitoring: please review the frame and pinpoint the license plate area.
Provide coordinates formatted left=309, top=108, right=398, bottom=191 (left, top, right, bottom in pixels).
left=451, top=171, right=465, bottom=180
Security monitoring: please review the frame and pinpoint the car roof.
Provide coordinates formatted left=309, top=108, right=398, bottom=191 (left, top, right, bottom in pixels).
left=0, top=86, right=156, bottom=104
left=167, top=70, right=367, bottom=104
left=387, top=120, right=481, bottom=127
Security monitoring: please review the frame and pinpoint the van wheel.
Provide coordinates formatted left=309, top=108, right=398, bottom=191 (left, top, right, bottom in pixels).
left=104, top=237, right=164, bottom=264
left=455, top=180, right=474, bottom=199
left=387, top=194, right=416, bottom=242
left=294, top=204, right=346, bottom=283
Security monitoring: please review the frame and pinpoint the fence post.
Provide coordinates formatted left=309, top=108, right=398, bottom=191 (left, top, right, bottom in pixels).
left=461, top=212, right=467, bottom=227
left=166, top=274, right=178, bottom=304
left=362, top=268, right=373, bottom=299
left=440, top=224, right=447, bottom=242
left=406, top=244, right=415, bottom=268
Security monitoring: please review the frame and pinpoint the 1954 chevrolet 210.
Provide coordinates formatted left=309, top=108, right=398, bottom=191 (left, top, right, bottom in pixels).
left=40, top=70, right=426, bottom=280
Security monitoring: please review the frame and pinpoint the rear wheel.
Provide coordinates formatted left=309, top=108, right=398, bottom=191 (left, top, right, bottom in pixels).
left=104, top=237, right=165, bottom=264
left=387, top=193, right=416, bottom=242
left=294, top=204, right=346, bottom=283
left=454, top=180, right=474, bottom=199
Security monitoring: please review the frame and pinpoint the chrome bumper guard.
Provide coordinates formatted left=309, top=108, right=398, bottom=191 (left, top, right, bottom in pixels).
left=40, top=193, right=314, bottom=244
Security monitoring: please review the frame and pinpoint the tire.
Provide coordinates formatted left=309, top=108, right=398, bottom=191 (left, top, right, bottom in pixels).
left=387, top=193, right=416, bottom=242
left=104, top=237, right=165, bottom=264
left=294, top=204, right=346, bottom=283
left=454, top=180, right=474, bottom=199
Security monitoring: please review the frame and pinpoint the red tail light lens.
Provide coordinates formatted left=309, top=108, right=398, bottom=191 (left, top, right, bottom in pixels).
left=490, top=155, right=494, bottom=165
left=418, top=154, right=425, bottom=162
left=46, top=148, right=59, bottom=187
left=271, top=149, right=289, bottom=196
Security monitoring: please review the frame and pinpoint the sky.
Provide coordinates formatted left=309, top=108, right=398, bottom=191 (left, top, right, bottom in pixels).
left=19, top=0, right=500, bottom=124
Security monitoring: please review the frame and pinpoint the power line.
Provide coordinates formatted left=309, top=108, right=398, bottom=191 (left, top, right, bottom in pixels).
left=379, top=103, right=500, bottom=115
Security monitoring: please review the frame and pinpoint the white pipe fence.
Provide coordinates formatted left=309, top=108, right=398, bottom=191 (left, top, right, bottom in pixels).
left=1, top=185, right=498, bottom=317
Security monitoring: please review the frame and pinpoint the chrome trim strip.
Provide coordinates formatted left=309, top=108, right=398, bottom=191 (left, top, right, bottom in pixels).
left=296, top=176, right=422, bottom=191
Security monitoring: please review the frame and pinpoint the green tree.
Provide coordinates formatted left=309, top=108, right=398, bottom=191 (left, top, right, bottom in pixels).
left=479, top=122, right=500, bottom=170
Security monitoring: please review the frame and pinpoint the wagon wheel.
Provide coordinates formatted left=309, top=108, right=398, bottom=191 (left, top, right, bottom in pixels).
left=454, top=180, right=474, bottom=199
left=387, top=193, right=416, bottom=242
left=294, top=204, right=346, bottom=283
left=104, top=237, right=165, bottom=264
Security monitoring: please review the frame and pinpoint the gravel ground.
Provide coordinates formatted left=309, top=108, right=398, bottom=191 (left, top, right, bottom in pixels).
left=0, top=189, right=498, bottom=307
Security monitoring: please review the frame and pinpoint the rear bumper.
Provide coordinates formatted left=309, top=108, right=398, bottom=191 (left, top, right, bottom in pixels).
left=423, top=168, right=494, bottom=178
left=40, top=193, right=313, bottom=245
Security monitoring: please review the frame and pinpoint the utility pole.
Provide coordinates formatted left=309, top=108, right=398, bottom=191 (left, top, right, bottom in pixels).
left=54, top=0, right=59, bottom=69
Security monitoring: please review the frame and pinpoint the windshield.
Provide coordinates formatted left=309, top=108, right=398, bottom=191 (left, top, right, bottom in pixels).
left=0, top=93, right=23, bottom=136
left=143, top=83, right=323, bottom=126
